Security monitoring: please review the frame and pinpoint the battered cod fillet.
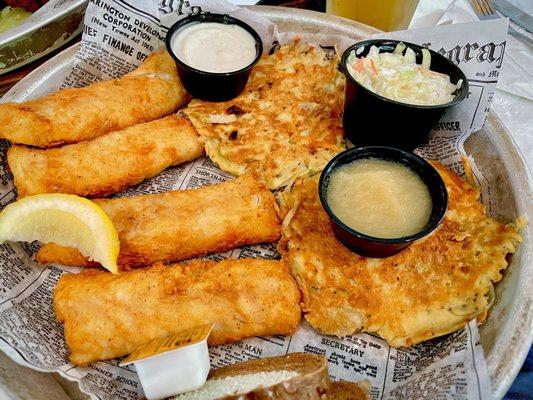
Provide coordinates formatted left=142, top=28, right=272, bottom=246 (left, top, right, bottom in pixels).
left=53, top=258, right=301, bottom=365
left=0, top=51, right=189, bottom=147
left=8, top=115, right=204, bottom=198
left=278, top=163, right=522, bottom=347
left=184, top=42, right=345, bottom=189
left=37, top=175, right=280, bottom=269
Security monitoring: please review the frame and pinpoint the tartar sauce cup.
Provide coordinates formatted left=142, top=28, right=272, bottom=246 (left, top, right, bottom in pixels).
left=165, top=13, right=263, bottom=102
left=341, top=39, right=469, bottom=151
left=319, top=146, right=448, bottom=258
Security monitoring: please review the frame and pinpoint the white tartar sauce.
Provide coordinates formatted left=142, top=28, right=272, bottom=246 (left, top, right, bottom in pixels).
left=172, top=22, right=257, bottom=73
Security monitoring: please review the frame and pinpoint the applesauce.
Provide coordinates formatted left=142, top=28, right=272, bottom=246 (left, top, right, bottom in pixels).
left=326, top=158, right=432, bottom=239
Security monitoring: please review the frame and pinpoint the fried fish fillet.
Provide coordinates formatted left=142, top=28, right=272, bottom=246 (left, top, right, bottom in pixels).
left=278, top=163, right=522, bottom=347
left=54, top=258, right=301, bottom=365
left=0, top=51, right=189, bottom=147
left=37, top=175, right=280, bottom=269
left=7, top=115, right=203, bottom=198
left=184, top=42, right=345, bottom=189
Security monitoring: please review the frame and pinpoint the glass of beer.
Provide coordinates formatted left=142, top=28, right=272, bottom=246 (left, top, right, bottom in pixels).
left=326, top=0, right=420, bottom=31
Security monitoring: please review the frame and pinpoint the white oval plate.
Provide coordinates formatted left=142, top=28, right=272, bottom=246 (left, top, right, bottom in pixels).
left=0, top=6, right=531, bottom=400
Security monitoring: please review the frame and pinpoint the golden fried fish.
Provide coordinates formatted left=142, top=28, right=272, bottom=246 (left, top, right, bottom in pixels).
left=54, top=258, right=301, bottom=365
left=0, top=51, right=189, bottom=148
left=8, top=115, right=203, bottom=198
left=184, top=42, right=345, bottom=189
left=278, top=162, right=522, bottom=347
left=37, top=174, right=280, bottom=269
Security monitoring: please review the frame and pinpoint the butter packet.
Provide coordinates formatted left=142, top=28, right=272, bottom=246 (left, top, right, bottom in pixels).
left=120, top=323, right=214, bottom=400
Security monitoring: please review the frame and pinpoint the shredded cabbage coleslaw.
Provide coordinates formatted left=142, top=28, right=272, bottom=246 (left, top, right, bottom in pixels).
left=347, top=43, right=462, bottom=106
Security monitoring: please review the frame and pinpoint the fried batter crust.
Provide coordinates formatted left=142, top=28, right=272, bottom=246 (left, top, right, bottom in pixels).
left=8, top=115, right=203, bottom=198
left=38, top=175, right=281, bottom=269
left=54, top=258, right=301, bottom=365
left=0, top=51, right=189, bottom=147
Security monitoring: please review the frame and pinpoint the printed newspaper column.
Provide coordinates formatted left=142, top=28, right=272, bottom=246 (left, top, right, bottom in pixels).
left=382, top=321, right=492, bottom=400
left=209, top=334, right=293, bottom=367
left=0, top=131, right=64, bottom=340
left=114, top=156, right=234, bottom=197
left=284, top=322, right=389, bottom=399
left=62, top=0, right=163, bottom=88
left=0, top=266, right=73, bottom=367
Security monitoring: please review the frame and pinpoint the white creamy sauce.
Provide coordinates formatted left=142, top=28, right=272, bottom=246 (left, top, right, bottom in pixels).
left=172, top=22, right=257, bottom=73
left=327, top=158, right=432, bottom=239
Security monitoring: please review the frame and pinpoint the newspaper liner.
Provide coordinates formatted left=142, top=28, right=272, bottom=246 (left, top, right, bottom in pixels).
left=0, top=1, right=508, bottom=399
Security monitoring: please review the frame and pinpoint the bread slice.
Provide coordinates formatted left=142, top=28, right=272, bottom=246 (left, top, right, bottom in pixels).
left=328, top=381, right=370, bottom=400
left=175, top=353, right=329, bottom=399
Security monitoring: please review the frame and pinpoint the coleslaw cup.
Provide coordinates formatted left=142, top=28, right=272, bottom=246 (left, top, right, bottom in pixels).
left=340, top=39, right=468, bottom=151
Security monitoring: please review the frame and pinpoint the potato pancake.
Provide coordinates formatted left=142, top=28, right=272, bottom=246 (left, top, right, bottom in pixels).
left=184, top=42, right=345, bottom=189
left=278, top=162, right=522, bottom=347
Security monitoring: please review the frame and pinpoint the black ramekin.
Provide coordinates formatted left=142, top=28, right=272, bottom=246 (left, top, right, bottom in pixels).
left=165, top=13, right=263, bottom=102
left=341, top=39, right=468, bottom=151
left=319, top=146, right=448, bottom=258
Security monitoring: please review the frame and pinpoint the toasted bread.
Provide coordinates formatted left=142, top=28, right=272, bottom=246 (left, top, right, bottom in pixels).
left=176, top=353, right=329, bottom=399
left=328, top=381, right=370, bottom=400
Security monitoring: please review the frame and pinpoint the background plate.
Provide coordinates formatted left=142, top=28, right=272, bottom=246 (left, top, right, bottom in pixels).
left=0, top=0, right=87, bottom=76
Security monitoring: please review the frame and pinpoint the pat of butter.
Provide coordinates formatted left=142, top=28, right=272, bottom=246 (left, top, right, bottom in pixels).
left=120, top=323, right=214, bottom=400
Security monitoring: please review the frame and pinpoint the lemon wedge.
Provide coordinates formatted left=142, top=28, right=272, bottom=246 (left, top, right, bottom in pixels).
left=0, top=194, right=119, bottom=273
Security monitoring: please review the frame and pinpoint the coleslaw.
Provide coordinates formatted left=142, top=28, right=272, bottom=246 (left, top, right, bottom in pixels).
left=346, top=43, right=462, bottom=106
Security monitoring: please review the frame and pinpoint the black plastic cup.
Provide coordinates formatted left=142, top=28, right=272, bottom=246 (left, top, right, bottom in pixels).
left=319, top=146, right=448, bottom=258
left=341, top=39, right=468, bottom=151
left=165, top=13, right=263, bottom=102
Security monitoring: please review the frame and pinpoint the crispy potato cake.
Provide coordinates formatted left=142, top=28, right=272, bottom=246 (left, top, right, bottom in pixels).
left=184, top=42, right=345, bottom=189
left=278, top=162, right=522, bottom=347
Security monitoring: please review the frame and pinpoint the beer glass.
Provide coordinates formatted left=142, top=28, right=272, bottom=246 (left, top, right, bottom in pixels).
left=326, top=0, right=420, bottom=31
